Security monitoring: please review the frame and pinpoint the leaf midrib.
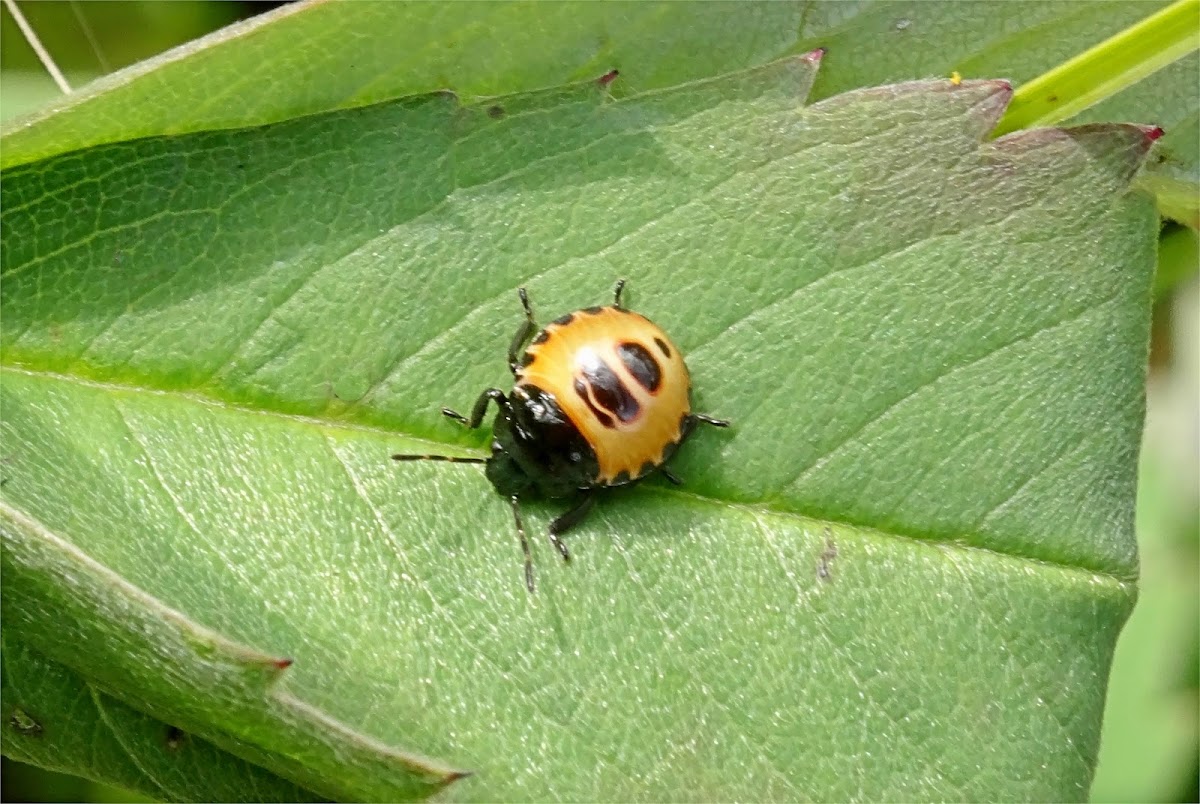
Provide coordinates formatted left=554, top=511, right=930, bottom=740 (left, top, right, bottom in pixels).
left=1, top=364, right=1134, bottom=589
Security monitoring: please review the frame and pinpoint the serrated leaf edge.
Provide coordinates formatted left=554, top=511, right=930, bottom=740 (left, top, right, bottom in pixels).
left=1, top=497, right=471, bottom=790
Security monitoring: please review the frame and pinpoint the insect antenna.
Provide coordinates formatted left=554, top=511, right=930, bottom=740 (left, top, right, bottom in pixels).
left=391, top=454, right=487, bottom=464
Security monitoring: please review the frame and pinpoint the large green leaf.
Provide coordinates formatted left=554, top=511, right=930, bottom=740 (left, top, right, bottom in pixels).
left=1, top=50, right=1156, bottom=802
left=1, top=0, right=1181, bottom=170
left=1, top=635, right=322, bottom=802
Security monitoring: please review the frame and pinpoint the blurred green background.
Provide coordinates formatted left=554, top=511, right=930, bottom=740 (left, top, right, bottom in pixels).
left=1, top=2, right=1196, bottom=802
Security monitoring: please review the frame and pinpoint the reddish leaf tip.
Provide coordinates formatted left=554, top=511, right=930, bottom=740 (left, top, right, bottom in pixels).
left=598, top=69, right=619, bottom=88
left=272, top=657, right=295, bottom=671
left=1145, top=126, right=1165, bottom=142
left=804, top=47, right=827, bottom=62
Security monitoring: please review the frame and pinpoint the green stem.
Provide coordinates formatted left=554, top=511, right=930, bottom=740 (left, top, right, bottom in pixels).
left=994, top=0, right=1200, bottom=136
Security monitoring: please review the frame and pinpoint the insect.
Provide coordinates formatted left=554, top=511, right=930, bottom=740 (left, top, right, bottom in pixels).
left=392, top=280, right=728, bottom=591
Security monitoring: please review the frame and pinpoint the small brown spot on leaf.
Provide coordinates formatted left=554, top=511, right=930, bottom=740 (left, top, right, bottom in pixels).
left=817, top=529, right=838, bottom=581
left=165, top=725, right=186, bottom=751
left=9, top=708, right=42, bottom=737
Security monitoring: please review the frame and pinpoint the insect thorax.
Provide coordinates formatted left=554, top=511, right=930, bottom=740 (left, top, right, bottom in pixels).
left=485, top=384, right=600, bottom=498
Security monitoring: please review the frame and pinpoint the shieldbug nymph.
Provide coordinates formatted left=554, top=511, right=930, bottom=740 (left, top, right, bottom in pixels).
left=393, top=280, right=728, bottom=591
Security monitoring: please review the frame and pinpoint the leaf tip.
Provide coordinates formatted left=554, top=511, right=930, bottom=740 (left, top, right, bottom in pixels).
left=992, top=122, right=1166, bottom=190
left=965, top=79, right=1014, bottom=138
left=803, top=47, right=827, bottom=63
left=443, top=768, right=475, bottom=784
left=597, top=69, right=620, bottom=89
left=236, top=651, right=295, bottom=680
left=1070, top=123, right=1169, bottom=165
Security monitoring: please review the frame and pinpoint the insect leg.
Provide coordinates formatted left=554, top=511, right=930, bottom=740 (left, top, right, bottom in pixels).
left=508, top=287, right=537, bottom=374
left=547, top=493, right=595, bottom=562
left=674, top=412, right=731, bottom=449
left=612, top=278, right=627, bottom=308
left=509, top=495, right=535, bottom=593
left=442, top=388, right=510, bottom=429
left=659, top=412, right=731, bottom=477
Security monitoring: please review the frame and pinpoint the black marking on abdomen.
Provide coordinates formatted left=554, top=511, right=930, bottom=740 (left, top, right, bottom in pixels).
left=654, top=337, right=672, bottom=358
left=552, top=312, right=575, bottom=327
left=618, top=341, right=662, bottom=393
left=574, top=377, right=616, bottom=428
left=574, top=354, right=642, bottom=427
left=584, top=358, right=641, bottom=423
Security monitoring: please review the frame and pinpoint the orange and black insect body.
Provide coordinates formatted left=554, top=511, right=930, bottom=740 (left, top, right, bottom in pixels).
left=393, top=280, right=728, bottom=591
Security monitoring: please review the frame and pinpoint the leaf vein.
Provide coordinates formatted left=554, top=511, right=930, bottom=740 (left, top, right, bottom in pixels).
left=88, top=684, right=180, bottom=801
left=782, top=291, right=1123, bottom=492
left=321, top=436, right=591, bottom=744
left=353, top=123, right=831, bottom=406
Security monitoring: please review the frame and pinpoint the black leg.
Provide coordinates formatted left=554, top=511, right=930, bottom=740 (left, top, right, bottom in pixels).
left=612, top=278, right=627, bottom=308
left=547, top=493, right=595, bottom=562
left=651, top=412, right=729, bottom=487
left=676, top=412, right=729, bottom=447
left=443, top=388, right=509, bottom=429
left=657, top=411, right=731, bottom=476
left=508, top=287, right=537, bottom=374
left=509, top=495, right=535, bottom=593
left=660, top=466, right=683, bottom=485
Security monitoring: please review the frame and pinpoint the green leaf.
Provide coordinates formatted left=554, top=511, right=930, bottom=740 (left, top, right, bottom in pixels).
left=992, top=0, right=1199, bottom=226
left=1092, top=301, right=1200, bottom=801
left=1, top=636, right=322, bottom=802
left=1, top=52, right=1157, bottom=801
left=1, top=1, right=1183, bottom=170
left=993, top=0, right=1199, bottom=136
